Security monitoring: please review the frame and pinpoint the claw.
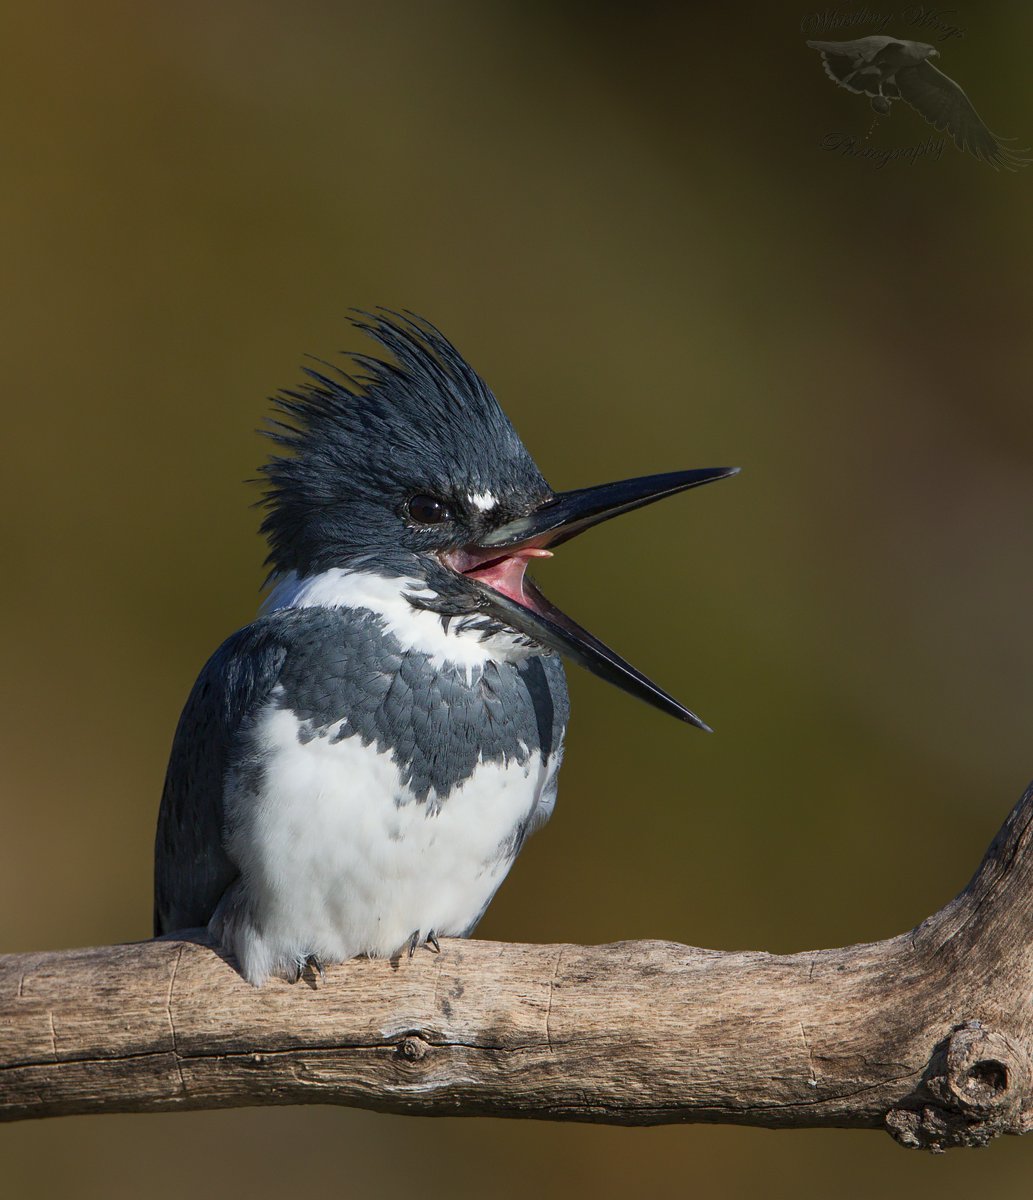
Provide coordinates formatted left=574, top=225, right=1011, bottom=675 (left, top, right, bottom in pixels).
left=403, top=930, right=441, bottom=958
left=286, top=954, right=327, bottom=984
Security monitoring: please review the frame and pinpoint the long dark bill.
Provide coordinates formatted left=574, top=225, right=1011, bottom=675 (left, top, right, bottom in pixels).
left=480, top=580, right=714, bottom=729
left=478, top=466, right=739, bottom=550
left=469, top=467, right=739, bottom=729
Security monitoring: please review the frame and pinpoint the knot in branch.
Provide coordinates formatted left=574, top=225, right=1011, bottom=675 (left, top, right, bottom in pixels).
left=396, top=1034, right=429, bottom=1063
left=886, top=1021, right=1031, bottom=1152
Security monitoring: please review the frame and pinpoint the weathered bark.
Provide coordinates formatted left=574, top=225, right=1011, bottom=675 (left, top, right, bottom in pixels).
left=3, top=783, right=1033, bottom=1151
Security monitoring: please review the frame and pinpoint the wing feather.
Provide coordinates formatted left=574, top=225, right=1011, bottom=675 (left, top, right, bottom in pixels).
left=897, top=61, right=1030, bottom=170
left=153, top=621, right=289, bottom=934
left=523, top=652, right=569, bottom=837
left=806, top=37, right=901, bottom=98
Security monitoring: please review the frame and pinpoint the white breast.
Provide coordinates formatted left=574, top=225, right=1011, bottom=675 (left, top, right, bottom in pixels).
left=219, top=704, right=552, bottom=985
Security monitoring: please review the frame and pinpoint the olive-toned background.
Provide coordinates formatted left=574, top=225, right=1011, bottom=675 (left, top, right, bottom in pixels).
left=3, top=2, right=1031, bottom=1195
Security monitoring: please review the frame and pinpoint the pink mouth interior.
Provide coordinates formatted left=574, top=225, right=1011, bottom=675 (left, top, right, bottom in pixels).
left=444, top=546, right=553, bottom=607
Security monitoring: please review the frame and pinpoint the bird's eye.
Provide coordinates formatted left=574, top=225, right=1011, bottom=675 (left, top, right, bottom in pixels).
left=407, top=494, right=452, bottom=526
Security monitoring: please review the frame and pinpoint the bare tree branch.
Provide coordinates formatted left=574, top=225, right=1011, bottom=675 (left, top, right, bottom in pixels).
left=4, top=782, right=1033, bottom=1151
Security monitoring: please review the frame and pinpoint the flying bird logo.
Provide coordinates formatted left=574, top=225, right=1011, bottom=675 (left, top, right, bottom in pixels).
left=806, top=35, right=1030, bottom=170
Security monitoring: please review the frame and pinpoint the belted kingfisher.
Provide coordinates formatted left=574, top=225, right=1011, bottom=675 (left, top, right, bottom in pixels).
left=154, top=312, right=736, bottom=985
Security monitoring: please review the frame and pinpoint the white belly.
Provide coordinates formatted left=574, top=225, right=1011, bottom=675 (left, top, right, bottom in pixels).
left=219, top=705, right=550, bottom=984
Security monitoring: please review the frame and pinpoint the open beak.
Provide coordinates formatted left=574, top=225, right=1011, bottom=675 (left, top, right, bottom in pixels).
left=442, top=466, right=738, bottom=729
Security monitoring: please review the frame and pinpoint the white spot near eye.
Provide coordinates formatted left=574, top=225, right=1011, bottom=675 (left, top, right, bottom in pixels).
left=469, top=491, right=498, bottom=512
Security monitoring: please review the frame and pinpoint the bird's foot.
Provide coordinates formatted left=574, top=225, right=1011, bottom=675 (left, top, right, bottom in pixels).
left=286, top=953, right=328, bottom=985
left=405, top=929, right=442, bottom=958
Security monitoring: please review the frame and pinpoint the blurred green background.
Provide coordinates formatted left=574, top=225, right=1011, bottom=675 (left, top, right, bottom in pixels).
left=3, top=1, right=1032, bottom=1195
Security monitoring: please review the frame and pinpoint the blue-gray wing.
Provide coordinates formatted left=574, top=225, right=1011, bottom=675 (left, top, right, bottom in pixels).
left=541, top=650, right=569, bottom=756
left=154, top=619, right=289, bottom=935
left=524, top=651, right=569, bottom=836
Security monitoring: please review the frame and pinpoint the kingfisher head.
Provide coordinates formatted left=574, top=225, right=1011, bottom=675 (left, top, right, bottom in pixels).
left=261, top=311, right=736, bottom=728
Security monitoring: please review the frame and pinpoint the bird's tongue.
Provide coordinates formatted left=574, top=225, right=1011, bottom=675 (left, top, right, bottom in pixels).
left=459, top=548, right=552, bottom=607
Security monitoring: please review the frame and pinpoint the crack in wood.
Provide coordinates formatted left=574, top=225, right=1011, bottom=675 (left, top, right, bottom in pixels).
left=798, top=1021, right=818, bottom=1088
left=544, top=946, right=564, bottom=1054
left=165, top=944, right=186, bottom=1095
